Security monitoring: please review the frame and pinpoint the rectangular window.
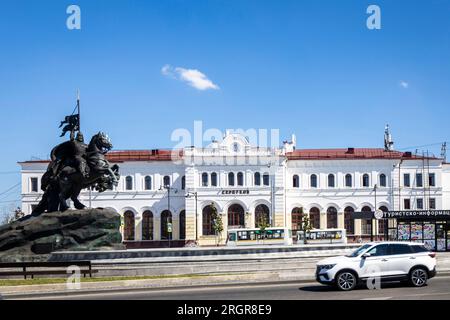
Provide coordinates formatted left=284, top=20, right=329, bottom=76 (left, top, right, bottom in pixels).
left=30, top=177, right=38, bottom=192
left=417, top=198, right=424, bottom=210
left=404, top=199, right=411, bottom=210
left=429, top=198, right=436, bottom=209
left=429, top=173, right=435, bottom=187
left=416, top=173, right=423, bottom=187
left=263, top=174, right=270, bottom=186
left=403, top=174, right=410, bottom=187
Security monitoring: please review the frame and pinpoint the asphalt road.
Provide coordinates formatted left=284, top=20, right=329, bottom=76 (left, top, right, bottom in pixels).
left=11, top=276, right=450, bottom=300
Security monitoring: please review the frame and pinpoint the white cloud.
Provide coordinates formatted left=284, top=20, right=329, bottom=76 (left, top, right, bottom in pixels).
left=399, top=81, right=409, bottom=89
left=161, top=65, right=219, bottom=91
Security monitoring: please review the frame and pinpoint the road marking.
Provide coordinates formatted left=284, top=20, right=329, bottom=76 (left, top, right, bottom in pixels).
left=400, top=292, right=450, bottom=298
left=361, top=296, right=392, bottom=300
left=15, top=281, right=317, bottom=300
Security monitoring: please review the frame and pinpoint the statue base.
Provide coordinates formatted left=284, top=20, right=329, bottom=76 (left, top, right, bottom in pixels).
left=0, top=208, right=124, bottom=262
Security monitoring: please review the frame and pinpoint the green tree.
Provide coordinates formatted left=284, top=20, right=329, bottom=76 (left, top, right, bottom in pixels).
left=210, top=203, right=223, bottom=246
left=0, top=205, right=22, bottom=225
left=300, top=215, right=313, bottom=244
left=256, top=214, right=270, bottom=244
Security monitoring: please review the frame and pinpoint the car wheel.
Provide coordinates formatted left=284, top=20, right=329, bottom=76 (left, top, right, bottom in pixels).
left=409, top=267, right=428, bottom=287
left=335, top=271, right=357, bottom=291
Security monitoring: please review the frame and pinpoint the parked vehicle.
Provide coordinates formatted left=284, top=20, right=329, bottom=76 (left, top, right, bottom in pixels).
left=315, top=242, right=437, bottom=291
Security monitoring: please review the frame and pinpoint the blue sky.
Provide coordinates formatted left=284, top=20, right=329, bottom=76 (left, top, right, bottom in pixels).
left=1, top=0, right=450, bottom=210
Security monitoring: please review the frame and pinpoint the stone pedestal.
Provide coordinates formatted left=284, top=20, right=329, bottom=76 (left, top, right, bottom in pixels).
left=0, top=208, right=124, bottom=262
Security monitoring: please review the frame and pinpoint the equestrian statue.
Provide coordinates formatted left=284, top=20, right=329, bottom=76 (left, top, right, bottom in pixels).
left=31, top=97, right=119, bottom=216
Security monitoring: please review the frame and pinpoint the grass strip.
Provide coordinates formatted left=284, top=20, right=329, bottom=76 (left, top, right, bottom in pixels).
left=0, top=273, right=234, bottom=287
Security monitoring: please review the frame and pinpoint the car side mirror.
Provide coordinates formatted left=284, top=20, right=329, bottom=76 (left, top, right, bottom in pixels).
left=362, top=253, right=371, bottom=259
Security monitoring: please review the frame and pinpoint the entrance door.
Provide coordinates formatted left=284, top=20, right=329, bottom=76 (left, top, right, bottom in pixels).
left=228, top=204, right=245, bottom=228
left=436, top=223, right=446, bottom=252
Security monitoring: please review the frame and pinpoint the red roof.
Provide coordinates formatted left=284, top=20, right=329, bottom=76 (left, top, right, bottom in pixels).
left=105, top=149, right=183, bottom=162
left=18, top=149, right=183, bottom=164
left=286, top=148, right=440, bottom=160
left=18, top=148, right=440, bottom=164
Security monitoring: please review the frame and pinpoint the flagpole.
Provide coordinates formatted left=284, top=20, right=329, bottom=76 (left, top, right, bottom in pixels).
left=77, top=89, right=80, bottom=131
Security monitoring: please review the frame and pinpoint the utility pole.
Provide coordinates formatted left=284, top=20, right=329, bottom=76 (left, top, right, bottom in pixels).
left=267, top=162, right=274, bottom=227
left=160, top=185, right=177, bottom=247
left=372, top=184, right=377, bottom=242
left=441, top=142, right=447, bottom=162
left=422, top=151, right=426, bottom=210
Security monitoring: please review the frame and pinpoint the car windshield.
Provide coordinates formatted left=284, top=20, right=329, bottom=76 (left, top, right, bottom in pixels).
left=346, top=244, right=373, bottom=257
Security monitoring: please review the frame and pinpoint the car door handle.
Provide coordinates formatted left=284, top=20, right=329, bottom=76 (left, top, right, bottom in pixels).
left=409, top=257, right=416, bottom=259
left=381, top=259, right=388, bottom=262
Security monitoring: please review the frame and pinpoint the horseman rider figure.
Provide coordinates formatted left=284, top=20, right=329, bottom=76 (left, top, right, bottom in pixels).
left=30, top=113, right=120, bottom=217
left=48, top=129, right=89, bottom=182
left=72, top=131, right=89, bottom=179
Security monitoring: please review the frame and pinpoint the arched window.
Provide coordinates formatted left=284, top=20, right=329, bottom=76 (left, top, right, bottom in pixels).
left=211, top=172, right=218, bottom=187
left=123, top=211, right=135, bottom=241
left=254, top=172, right=261, bottom=186
left=142, top=210, right=153, bottom=240
left=344, top=207, right=355, bottom=235
left=181, top=176, right=186, bottom=190
left=293, top=175, right=299, bottom=188
left=309, top=207, right=320, bottom=229
left=328, top=174, right=335, bottom=188
left=361, top=206, right=372, bottom=235
left=228, top=172, right=235, bottom=186
left=379, top=174, right=387, bottom=187
left=255, top=204, right=270, bottom=228
left=144, top=176, right=152, bottom=190
left=202, top=172, right=209, bottom=187
left=161, top=210, right=172, bottom=240
left=326, top=206, right=338, bottom=229
left=362, top=174, right=370, bottom=187
left=202, top=205, right=215, bottom=236
left=310, top=174, right=318, bottom=188
left=163, top=176, right=170, bottom=187
left=179, top=210, right=186, bottom=240
left=237, top=172, right=244, bottom=186
left=345, top=174, right=352, bottom=188
left=228, top=204, right=245, bottom=228
left=291, top=207, right=303, bottom=231
left=125, top=176, right=133, bottom=190
left=263, top=173, right=270, bottom=186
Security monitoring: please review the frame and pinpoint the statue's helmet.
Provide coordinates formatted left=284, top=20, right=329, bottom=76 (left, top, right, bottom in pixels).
left=76, top=132, right=84, bottom=142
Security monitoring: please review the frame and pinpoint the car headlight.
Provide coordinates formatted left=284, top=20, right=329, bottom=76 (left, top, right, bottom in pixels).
left=318, top=264, right=336, bottom=271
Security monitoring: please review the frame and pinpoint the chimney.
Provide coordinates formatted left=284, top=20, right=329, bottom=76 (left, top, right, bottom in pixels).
left=346, top=147, right=355, bottom=154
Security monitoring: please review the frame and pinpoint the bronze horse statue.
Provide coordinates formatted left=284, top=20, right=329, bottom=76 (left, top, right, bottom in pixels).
left=31, top=132, right=119, bottom=216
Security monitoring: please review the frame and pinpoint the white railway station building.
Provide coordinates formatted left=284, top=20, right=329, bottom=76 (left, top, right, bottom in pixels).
left=19, top=131, right=450, bottom=247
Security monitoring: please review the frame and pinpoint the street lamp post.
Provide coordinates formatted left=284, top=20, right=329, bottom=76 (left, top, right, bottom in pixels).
left=160, top=185, right=177, bottom=247
left=373, top=184, right=378, bottom=242
left=267, top=162, right=275, bottom=227
left=185, top=191, right=198, bottom=244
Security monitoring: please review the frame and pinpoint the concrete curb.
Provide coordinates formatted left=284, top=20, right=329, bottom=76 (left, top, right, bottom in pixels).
left=48, top=244, right=361, bottom=262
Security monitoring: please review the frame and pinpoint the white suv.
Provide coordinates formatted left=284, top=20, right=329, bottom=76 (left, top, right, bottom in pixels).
left=316, top=242, right=437, bottom=291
